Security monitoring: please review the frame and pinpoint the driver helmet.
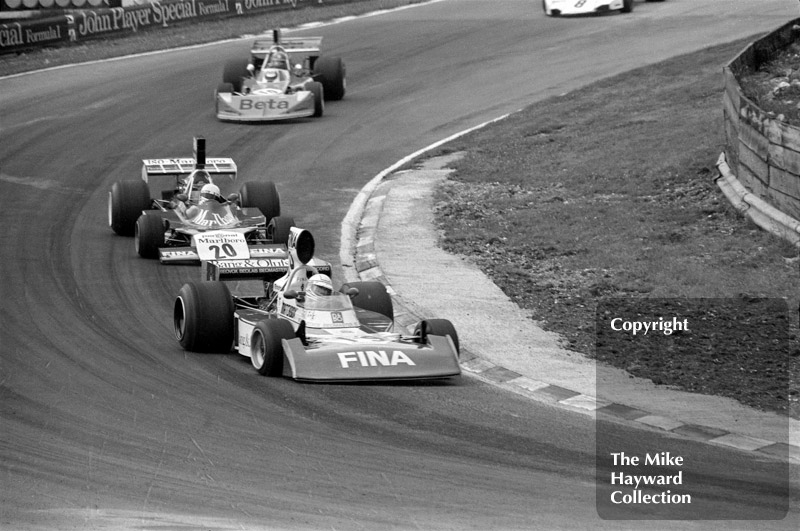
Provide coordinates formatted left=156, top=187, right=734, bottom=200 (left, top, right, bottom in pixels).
left=267, top=51, right=289, bottom=70
left=199, top=183, right=222, bottom=204
left=306, top=274, right=333, bottom=298
left=264, top=69, right=279, bottom=82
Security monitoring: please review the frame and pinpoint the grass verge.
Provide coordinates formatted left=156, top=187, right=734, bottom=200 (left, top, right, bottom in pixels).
left=430, top=38, right=799, bottom=418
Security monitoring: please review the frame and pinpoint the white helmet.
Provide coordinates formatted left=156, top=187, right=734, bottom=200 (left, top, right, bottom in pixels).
left=306, top=274, right=333, bottom=298
left=264, top=69, right=279, bottom=82
left=199, top=183, right=221, bottom=204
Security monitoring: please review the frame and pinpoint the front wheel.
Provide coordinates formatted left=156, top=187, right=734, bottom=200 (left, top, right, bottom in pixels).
left=340, top=281, right=393, bottom=321
left=216, top=82, right=233, bottom=95
left=174, top=282, right=235, bottom=353
left=251, top=318, right=296, bottom=376
left=109, top=180, right=151, bottom=236
left=621, top=0, right=633, bottom=13
left=239, top=181, right=281, bottom=221
left=414, top=319, right=459, bottom=355
left=308, top=81, right=324, bottom=117
left=134, top=213, right=165, bottom=259
left=223, top=58, right=249, bottom=92
left=312, top=56, right=346, bottom=101
left=267, top=216, right=295, bottom=245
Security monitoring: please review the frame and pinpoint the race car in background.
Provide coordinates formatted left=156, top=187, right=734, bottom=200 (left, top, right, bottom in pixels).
left=174, top=227, right=461, bottom=382
left=108, top=136, right=295, bottom=263
left=215, top=29, right=346, bottom=122
left=542, top=0, right=638, bottom=16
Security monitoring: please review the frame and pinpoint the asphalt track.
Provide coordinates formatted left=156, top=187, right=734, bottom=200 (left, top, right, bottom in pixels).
left=1, top=0, right=799, bottom=529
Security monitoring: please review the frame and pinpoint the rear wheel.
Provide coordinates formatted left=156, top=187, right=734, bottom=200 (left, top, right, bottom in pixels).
left=340, top=281, right=393, bottom=321
left=621, top=0, right=633, bottom=13
left=251, top=318, right=296, bottom=376
left=312, top=56, right=346, bottom=101
left=239, top=181, right=280, bottom=221
left=134, top=213, right=165, bottom=259
left=414, top=319, right=460, bottom=355
left=109, top=180, right=151, bottom=236
left=174, top=282, right=235, bottom=353
left=267, top=216, right=295, bottom=245
left=223, top=58, right=250, bottom=92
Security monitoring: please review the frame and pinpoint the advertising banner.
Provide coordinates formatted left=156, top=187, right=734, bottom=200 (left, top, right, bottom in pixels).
left=1, top=0, right=360, bottom=54
left=0, top=15, right=69, bottom=53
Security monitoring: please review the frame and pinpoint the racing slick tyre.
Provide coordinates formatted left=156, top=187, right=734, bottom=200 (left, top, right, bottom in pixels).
left=309, top=82, right=324, bottom=117
left=340, top=281, right=393, bottom=321
left=415, top=319, right=460, bottom=355
left=312, top=56, right=346, bottom=101
left=216, top=82, right=233, bottom=95
left=251, top=318, right=295, bottom=376
left=621, top=0, right=633, bottom=12
left=267, top=216, right=295, bottom=245
left=134, top=213, right=165, bottom=259
left=174, top=281, right=235, bottom=353
left=223, top=58, right=250, bottom=92
left=239, top=181, right=280, bottom=221
left=109, top=180, right=151, bottom=236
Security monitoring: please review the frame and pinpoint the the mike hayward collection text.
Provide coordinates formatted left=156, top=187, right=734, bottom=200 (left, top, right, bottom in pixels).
left=608, top=452, right=692, bottom=505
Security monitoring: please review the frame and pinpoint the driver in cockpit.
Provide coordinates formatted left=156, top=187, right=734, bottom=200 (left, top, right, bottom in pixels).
left=184, top=183, right=224, bottom=219
left=266, top=49, right=289, bottom=70
left=305, top=274, right=334, bottom=300
left=188, top=170, right=212, bottom=201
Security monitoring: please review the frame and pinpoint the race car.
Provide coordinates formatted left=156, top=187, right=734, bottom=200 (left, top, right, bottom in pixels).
left=215, top=29, right=346, bottom=122
left=108, top=136, right=295, bottom=263
left=542, top=0, right=637, bottom=16
left=174, top=227, right=462, bottom=382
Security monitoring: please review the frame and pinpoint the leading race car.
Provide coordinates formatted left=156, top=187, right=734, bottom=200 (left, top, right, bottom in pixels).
left=542, top=0, right=636, bottom=16
left=215, top=29, right=346, bottom=122
left=174, top=227, right=461, bottom=382
left=108, top=136, right=295, bottom=263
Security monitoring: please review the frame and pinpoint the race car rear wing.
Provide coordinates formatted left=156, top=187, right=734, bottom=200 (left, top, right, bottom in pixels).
left=251, top=35, right=323, bottom=59
left=141, top=158, right=237, bottom=182
left=141, top=136, right=237, bottom=182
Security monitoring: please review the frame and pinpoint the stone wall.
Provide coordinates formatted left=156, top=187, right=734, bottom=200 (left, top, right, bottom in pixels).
left=723, top=18, right=800, bottom=221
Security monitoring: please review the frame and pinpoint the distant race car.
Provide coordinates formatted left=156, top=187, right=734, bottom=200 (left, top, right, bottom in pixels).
left=108, top=136, right=295, bottom=263
left=215, top=29, right=346, bottom=122
left=174, top=227, right=462, bottom=382
left=542, top=0, right=638, bottom=16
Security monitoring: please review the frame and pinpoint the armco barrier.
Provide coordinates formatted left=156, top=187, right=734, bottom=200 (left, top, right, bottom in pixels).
left=722, top=17, right=800, bottom=226
left=0, top=0, right=361, bottom=54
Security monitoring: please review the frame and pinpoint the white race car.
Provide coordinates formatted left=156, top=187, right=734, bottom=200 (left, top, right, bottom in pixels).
left=174, top=227, right=461, bottom=382
left=543, top=0, right=638, bottom=16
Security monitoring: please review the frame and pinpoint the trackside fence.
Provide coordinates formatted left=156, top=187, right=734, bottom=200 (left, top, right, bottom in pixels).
left=722, top=17, right=800, bottom=222
left=0, top=0, right=362, bottom=55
